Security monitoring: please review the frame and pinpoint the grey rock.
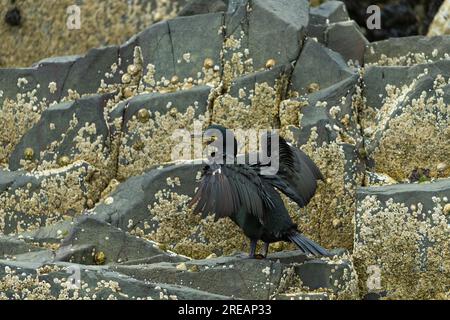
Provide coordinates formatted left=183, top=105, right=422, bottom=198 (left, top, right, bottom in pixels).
left=60, top=46, right=121, bottom=97
left=0, top=59, right=76, bottom=108
left=365, top=36, right=450, bottom=66
left=274, top=292, right=330, bottom=300
left=0, top=235, right=41, bottom=258
left=224, top=0, right=309, bottom=70
left=113, top=255, right=285, bottom=299
left=19, top=220, right=74, bottom=245
left=290, top=75, right=360, bottom=147
left=309, top=1, right=349, bottom=26
left=0, top=260, right=230, bottom=300
left=55, top=244, right=97, bottom=265
left=0, top=162, right=93, bottom=235
left=357, top=179, right=450, bottom=215
left=133, top=13, right=224, bottom=88
left=9, top=93, right=113, bottom=171
left=355, top=179, right=450, bottom=273
left=114, top=86, right=210, bottom=178
left=325, top=21, right=368, bottom=65
left=294, top=258, right=353, bottom=292
left=14, top=249, right=55, bottom=265
left=227, top=63, right=292, bottom=105
left=363, top=60, right=450, bottom=157
left=113, top=250, right=356, bottom=299
left=363, top=60, right=450, bottom=111
left=94, top=162, right=201, bottom=233
left=290, top=38, right=356, bottom=95
left=178, top=0, right=227, bottom=16
left=58, top=216, right=177, bottom=265
left=0, top=170, right=21, bottom=193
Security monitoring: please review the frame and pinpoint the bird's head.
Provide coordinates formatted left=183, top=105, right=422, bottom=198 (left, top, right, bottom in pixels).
left=204, top=124, right=238, bottom=162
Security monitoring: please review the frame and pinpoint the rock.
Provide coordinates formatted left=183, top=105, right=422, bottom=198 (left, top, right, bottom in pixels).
left=428, top=1, right=450, bottom=36
left=290, top=38, right=356, bottom=95
left=0, top=162, right=94, bottom=235
left=57, top=216, right=182, bottom=265
left=325, top=20, right=368, bottom=65
left=134, top=13, right=224, bottom=89
left=178, top=0, right=227, bottom=16
left=0, top=1, right=188, bottom=68
left=113, top=255, right=283, bottom=299
left=309, top=1, right=349, bottom=25
left=213, top=64, right=292, bottom=129
left=293, top=258, right=355, bottom=293
left=289, top=75, right=360, bottom=147
left=354, top=179, right=450, bottom=298
left=93, top=162, right=201, bottom=236
left=61, top=47, right=121, bottom=97
left=0, top=260, right=229, bottom=300
left=362, top=60, right=450, bottom=180
left=365, top=36, right=450, bottom=66
left=274, top=292, right=330, bottom=300
left=224, top=0, right=309, bottom=72
left=306, top=0, right=350, bottom=43
left=0, top=235, right=42, bottom=258
left=113, top=250, right=358, bottom=299
left=0, top=58, right=77, bottom=109
left=54, top=244, right=97, bottom=265
left=114, top=86, right=211, bottom=179
left=280, top=73, right=364, bottom=251
left=9, top=93, right=114, bottom=173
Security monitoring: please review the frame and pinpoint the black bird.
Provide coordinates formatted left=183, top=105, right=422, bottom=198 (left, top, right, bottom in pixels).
left=189, top=124, right=330, bottom=258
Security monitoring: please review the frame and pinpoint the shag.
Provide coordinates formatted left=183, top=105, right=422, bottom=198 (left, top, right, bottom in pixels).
left=189, top=124, right=330, bottom=258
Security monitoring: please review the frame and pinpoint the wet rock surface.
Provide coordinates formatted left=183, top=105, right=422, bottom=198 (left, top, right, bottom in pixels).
left=0, top=0, right=449, bottom=300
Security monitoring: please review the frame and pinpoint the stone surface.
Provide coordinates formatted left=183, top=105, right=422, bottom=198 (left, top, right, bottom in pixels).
left=354, top=179, right=450, bottom=299
left=0, top=162, right=95, bottom=235
left=223, top=0, right=309, bottom=72
left=114, top=86, right=211, bottom=179
left=325, top=20, right=368, bottom=65
left=57, top=216, right=185, bottom=265
left=9, top=93, right=114, bottom=172
left=365, top=36, right=450, bottom=66
left=178, top=0, right=227, bottom=16
left=0, top=259, right=229, bottom=300
left=362, top=60, right=450, bottom=180
left=1, top=0, right=448, bottom=301
left=290, top=38, right=356, bottom=95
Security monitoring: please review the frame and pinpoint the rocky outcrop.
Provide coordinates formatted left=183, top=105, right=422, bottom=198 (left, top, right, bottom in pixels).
left=0, top=0, right=449, bottom=300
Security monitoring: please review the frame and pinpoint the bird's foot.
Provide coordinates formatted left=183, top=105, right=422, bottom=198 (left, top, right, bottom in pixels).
left=246, top=254, right=266, bottom=260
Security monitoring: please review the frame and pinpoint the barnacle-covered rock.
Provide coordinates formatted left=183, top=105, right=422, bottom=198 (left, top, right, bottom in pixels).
left=365, top=36, right=450, bottom=67
left=55, top=216, right=187, bottom=265
left=354, top=179, right=450, bottom=299
left=9, top=93, right=114, bottom=174
left=0, top=260, right=228, bottom=300
left=223, top=0, right=309, bottom=74
left=289, top=38, right=357, bottom=96
left=113, top=86, right=211, bottom=179
left=0, top=162, right=96, bottom=235
left=213, top=64, right=292, bottom=130
left=0, top=0, right=188, bottom=68
left=112, top=250, right=358, bottom=300
left=428, top=0, right=450, bottom=36
left=280, top=60, right=364, bottom=251
left=362, top=59, right=450, bottom=180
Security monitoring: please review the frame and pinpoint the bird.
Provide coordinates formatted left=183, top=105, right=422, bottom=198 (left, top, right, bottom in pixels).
left=188, top=124, right=330, bottom=258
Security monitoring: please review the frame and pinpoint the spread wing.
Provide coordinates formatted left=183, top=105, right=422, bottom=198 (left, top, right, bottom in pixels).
left=259, top=132, right=324, bottom=208
left=189, top=164, right=274, bottom=225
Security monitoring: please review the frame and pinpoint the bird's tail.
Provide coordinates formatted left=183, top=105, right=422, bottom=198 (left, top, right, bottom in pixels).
left=288, top=231, right=330, bottom=257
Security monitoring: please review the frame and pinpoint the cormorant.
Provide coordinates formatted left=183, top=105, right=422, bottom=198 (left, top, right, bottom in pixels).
left=189, top=124, right=330, bottom=258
